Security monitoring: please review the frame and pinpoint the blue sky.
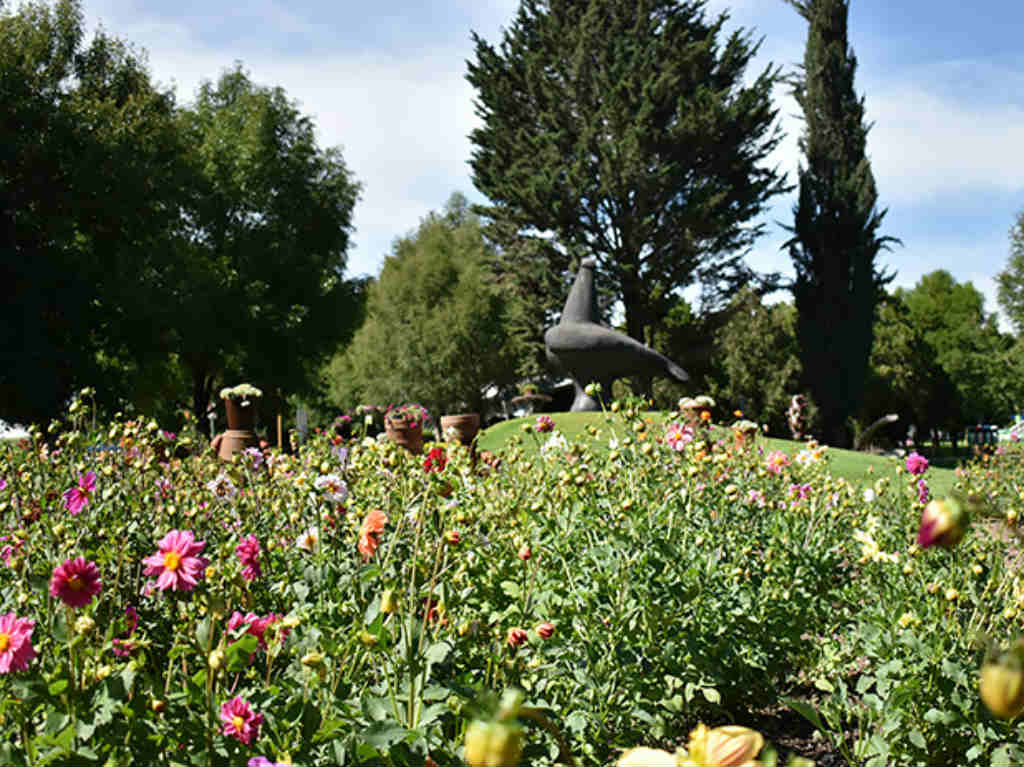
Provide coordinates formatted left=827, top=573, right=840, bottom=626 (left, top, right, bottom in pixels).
left=82, top=0, right=1024, bottom=328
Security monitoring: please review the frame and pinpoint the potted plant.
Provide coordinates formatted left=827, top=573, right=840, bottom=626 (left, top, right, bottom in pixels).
left=440, top=412, right=481, bottom=448
left=385, top=403, right=430, bottom=454
left=732, top=419, right=759, bottom=448
left=680, top=395, right=715, bottom=428
left=217, top=383, right=262, bottom=460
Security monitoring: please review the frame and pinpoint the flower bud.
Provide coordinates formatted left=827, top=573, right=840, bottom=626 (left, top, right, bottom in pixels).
left=917, top=497, right=969, bottom=549
left=980, top=645, right=1024, bottom=720
left=209, top=649, right=225, bottom=670
left=686, top=723, right=764, bottom=767
left=518, top=545, right=532, bottom=561
left=464, top=719, right=523, bottom=767
left=380, top=589, right=399, bottom=614
left=444, top=530, right=461, bottom=546
left=150, top=699, right=166, bottom=714
left=506, top=628, right=528, bottom=649
left=301, top=651, right=324, bottom=668
left=74, top=615, right=95, bottom=636
left=535, top=622, right=554, bottom=640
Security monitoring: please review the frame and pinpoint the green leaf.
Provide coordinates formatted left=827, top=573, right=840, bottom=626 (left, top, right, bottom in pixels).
left=424, top=641, right=451, bottom=665
left=195, top=614, right=212, bottom=649
left=48, top=678, right=69, bottom=696
left=361, top=721, right=407, bottom=749
left=814, top=678, right=834, bottom=693
left=908, top=729, right=926, bottom=749
left=500, top=580, right=522, bottom=599
left=924, top=708, right=957, bottom=725
left=784, top=698, right=826, bottom=732
left=701, top=688, right=720, bottom=704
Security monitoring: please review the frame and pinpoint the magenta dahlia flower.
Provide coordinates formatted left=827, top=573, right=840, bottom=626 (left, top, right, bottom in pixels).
left=63, top=470, right=96, bottom=515
left=235, top=534, right=262, bottom=581
left=0, top=612, right=36, bottom=673
left=49, top=556, right=102, bottom=608
left=220, top=696, right=263, bottom=745
left=142, top=530, right=209, bottom=592
left=905, top=451, right=929, bottom=476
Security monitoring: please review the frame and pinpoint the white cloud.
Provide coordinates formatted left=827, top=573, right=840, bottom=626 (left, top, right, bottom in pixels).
left=865, top=83, right=1024, bottom=204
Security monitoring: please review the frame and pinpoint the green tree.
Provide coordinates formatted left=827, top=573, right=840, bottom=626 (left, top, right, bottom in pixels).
left=899, top=271, right=1020, bottom=426
left=996, top=210, right=1024, bottom=335
left=707, top=289, right=803, bottom=435
left=467, top=0, right=787, bottom=358
left=0, top=0, right=187, bottom=424
left=173, top=65, right=362, bottom=425
left=784, top=0, right=898, bottom=447
left=859, top=293, right=958, bottom=448
left=328, top=194, right=516, bottom=418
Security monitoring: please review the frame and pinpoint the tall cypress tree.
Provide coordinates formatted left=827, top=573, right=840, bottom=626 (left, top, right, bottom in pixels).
left=785, top=0, right=898, bottom=447
left=468, top=0, right=787, bottom=360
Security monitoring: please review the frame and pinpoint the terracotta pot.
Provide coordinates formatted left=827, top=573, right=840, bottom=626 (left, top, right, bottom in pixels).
left=218, top=398, right=258, bottom=460
left=385, top=415, right=424, bottom=455
left=217, top=429, right=259, bottom=461
left=224, top=399, right=256, bottom=431
left=733, top=429, right=757, bottom=449
left=682, top=405, right=711, bottom=428
left=440, top=413, right=481, bottom=447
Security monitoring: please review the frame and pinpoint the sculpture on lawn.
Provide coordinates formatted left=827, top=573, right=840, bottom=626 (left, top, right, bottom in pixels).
left=544, top=258, right=689, bottom=411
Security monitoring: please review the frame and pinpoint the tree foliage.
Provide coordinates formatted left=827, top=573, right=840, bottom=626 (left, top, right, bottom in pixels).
left=859, top=293, right=958, bottom=446
left=328, top=194, right=516, bottom=418
left=785, top=0, right=898, bottom=447
left=708, top=290, right=804, bottom=435
left=173, top=65, right=362, bottom=424
left=996, top=210, right=1024, bottom=336
left=0, top=7, right=363, bottom=430
left=467, top=0, right=788, bottom=358
left=0, top=0, right=186, bottom=423
left=897, top=271, right=1020, bottom=426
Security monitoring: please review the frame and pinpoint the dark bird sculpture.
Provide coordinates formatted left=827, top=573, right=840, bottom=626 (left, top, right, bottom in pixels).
left=544, top=258, right=689, bottom=411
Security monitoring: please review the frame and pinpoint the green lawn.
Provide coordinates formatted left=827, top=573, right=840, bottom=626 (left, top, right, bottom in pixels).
left=478, top=411, right=959, bottom=498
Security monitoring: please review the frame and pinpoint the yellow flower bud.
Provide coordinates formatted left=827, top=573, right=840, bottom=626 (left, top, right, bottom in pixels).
left=301, top=651, right=324, bottom=668
left=209, top=649, right=225, bottom=670
left=980, top=651, right=1024, bottom=720
left=74, top=615, right=95, bottom=636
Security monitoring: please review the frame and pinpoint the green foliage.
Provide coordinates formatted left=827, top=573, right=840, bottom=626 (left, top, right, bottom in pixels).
left=0, top=6, right=362, bottom=430
left=995, top=210, right=1024, bottom=336
left=860, top=293, right=959, bottom=443
left=898, top=271, right=1021, bottom=425
left=3, top=395, right=1021, bottom=765
left=0, top=0, right=186, bottom=424
left=784, top=0, right=899, bottom=447
left=173, top=65, right=363, bottom=423
left=328, top=194, right=516, bottom=417
left=467, top=0, right=788, bottom=356
left=707, top=289, right=803, bottom=435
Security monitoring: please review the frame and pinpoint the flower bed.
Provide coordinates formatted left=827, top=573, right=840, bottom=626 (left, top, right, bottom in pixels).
left=0, top=394, right=1022, bottom=765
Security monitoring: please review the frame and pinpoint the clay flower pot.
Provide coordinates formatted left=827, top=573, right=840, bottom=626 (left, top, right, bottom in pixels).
left=440, top=413, right=481, bottom=447
left=224, top=399, right=256, bottom=431
left=385, top=414, right=424, bottom=455
left=732, top=419, right=759, bottom=449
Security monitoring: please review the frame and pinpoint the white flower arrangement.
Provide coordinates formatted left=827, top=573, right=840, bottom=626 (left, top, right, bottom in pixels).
left=220, top=383, right=263, bottom=401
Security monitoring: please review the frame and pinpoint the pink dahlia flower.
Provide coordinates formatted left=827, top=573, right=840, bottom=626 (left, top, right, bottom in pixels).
left=227, top=611, right=287, bottom=650
left=142, top=530, right=209, bottom=592
left=63, top=470, right=97, bottom=515
left=220, top=696, right=263, bottom=745
left=0, top=612, right=36, bottom=673
left=235, top=534, right=262, bottom=581
left=905, top=451, right=929, bottom=476
left=49, top=556, right=102, bottom=608
left=535, top=415, right=555, bottom=433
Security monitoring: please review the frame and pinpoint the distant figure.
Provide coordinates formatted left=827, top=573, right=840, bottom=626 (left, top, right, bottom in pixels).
left=544, top=258, right=688, bottom=411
